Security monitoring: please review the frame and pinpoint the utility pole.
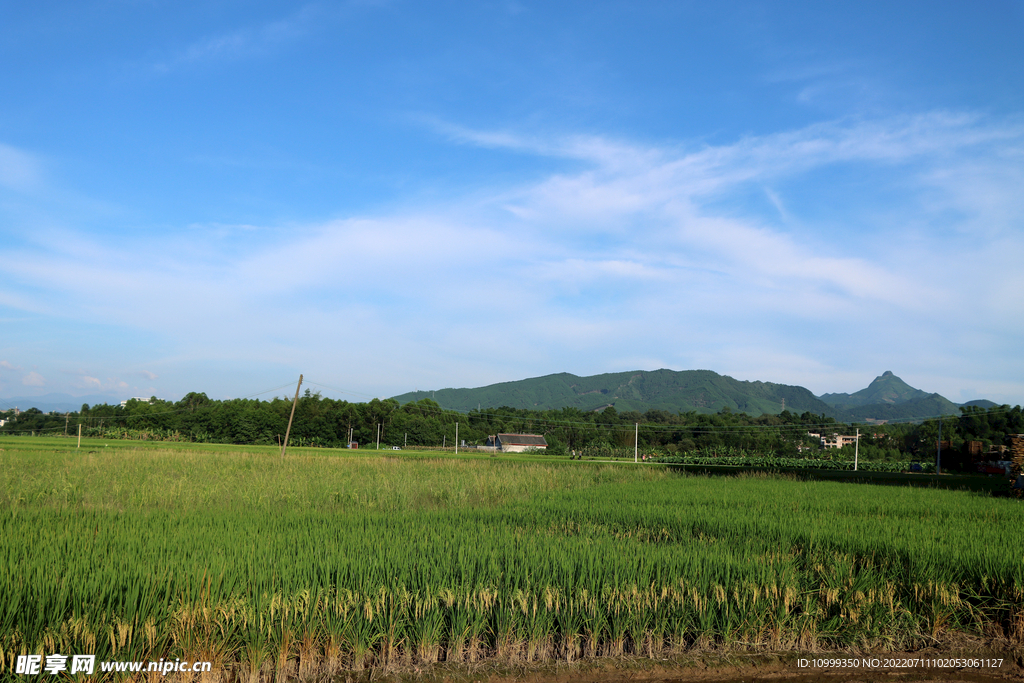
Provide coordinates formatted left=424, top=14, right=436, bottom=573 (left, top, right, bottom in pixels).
left=64, top=412, right=70, bottom=437
left=854, top=428, right=859, bottom=471
left=404, top=433, right=407, bottom=448
left=281, top=374, right=303, bottom=459
left=77, top=423, right=81, bottom=449
left=937, top=419, right=942, bottom=475
left=634, top=423, right=639, bottom=463
left=455, top=422, right=459, bottom=455
left=376, top=423, right=380, bottom=450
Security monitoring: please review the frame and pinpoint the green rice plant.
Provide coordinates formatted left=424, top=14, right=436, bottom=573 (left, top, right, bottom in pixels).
left=602, top=601, right=625, bottom=657
left=462, top=598, right=490, bottom=664
left=443, top=600, right=471, bottom=663
left=488, top=596, right=519, bottom=662
left=409, top=602, right=444, bottom=665
left=523, top=595, right=554, bottom=662
left=557, top=601, right=583, bottom=662
left=579, top=600, right=606, bottom=658
left=343, top=603, right=378, bottom=671
left=1, top=440, right=1022, bottom=679
left=317, top=588, right=351, bottom=676
left=626, top=603, right=650, bottom=656
left=238, top=613, right=271, bottom=683
left=376, top=588, right=407, bottom=669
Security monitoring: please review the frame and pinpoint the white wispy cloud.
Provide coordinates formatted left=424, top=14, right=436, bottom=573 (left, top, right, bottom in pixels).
left=3, top=111, right=1022, bottom=401
left=21, top=371, right=45, bottom=387
left=764, top=59, right=861, bottom=85
left=58, top=369, right=130, bottom=393
left=0, top=143, right=44, bottom=193
left=153, top=4, right=328, bottom=72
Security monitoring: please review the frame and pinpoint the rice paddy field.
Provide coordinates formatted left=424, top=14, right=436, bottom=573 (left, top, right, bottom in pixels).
left=1, top=436, right=1023, bottom=681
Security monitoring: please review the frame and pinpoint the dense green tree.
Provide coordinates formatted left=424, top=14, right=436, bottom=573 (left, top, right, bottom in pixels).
left=7, top=390, right=1021, bottom=466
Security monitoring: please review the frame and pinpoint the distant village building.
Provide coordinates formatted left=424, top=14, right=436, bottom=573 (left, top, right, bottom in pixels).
left=120, top=397, right=164, bottom=408
left=807, top=431, right=859, bottom=449
left=485, top=433, right=548, bottom=452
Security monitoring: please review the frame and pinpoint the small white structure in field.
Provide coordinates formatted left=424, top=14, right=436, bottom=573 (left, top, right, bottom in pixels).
left=814, top=432, right=859, bottom=449
left=487, top=433, right=548, bottom=452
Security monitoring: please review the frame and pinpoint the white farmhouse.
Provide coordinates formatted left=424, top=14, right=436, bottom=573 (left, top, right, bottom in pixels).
left=486, top=433, right=548, bottom=452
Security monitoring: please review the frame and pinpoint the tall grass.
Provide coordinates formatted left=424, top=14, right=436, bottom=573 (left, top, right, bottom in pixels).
left=1, top=440, right=1022, bottom=680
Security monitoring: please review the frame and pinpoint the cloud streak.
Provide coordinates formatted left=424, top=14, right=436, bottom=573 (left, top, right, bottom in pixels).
left=2, top=111, right=1022, bottom=402
left=153, top=4, right=328, bottom=73
left=0, top=143, right=44, bottom=193
left=21, top=372, right=45, bottom=387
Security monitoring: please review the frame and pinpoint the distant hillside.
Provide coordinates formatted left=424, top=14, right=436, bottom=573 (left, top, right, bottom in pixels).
left=843, top=393, right=960, bottom=421
left=819, top=371, right=930, bottom=408
left=393, top=369, right=837, bottom=417
left=394, top=369, right=996, bottom=422
left=0, top=373, right=998, bottom=422
left=962, top=399, right=998, bottom=409
left=0, top=392, right=119, bottom=414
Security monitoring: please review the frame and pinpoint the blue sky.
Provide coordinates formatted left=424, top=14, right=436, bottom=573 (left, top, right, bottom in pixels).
left=2, top=0, right=1023, bottom=406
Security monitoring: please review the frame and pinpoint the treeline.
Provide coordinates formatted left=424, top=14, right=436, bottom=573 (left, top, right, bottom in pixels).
left=2, top=394, right=1022, bottom=462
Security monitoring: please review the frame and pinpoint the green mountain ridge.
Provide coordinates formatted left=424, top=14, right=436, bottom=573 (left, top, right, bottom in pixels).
left=393, top=369, right=972, bottom=421
left=819, top=370, right=931, bottom=408
left=842, top=393, right=960, bottom=421
left=961, top=399, right=997, bottom=409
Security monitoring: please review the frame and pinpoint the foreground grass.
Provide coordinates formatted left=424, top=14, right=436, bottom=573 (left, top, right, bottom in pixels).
left=1, top=438, right=1022, bottom=681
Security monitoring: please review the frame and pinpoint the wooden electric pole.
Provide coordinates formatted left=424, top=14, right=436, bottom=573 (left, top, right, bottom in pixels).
left=281, top=374, right=303, bottom=458
left=634, top=423, right=638, bottom=463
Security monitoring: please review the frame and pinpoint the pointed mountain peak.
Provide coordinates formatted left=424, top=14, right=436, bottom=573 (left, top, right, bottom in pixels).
left=870, top=370, right=901, bottom=384
left=854, top=372, right=926, bottom=405
left=820, top=372, right=930, bottom=408
left=869, top=371, right=910, bottom=387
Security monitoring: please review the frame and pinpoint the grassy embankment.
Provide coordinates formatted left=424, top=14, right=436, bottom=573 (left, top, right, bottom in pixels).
left=1, top=436, right=1022, bottom=680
